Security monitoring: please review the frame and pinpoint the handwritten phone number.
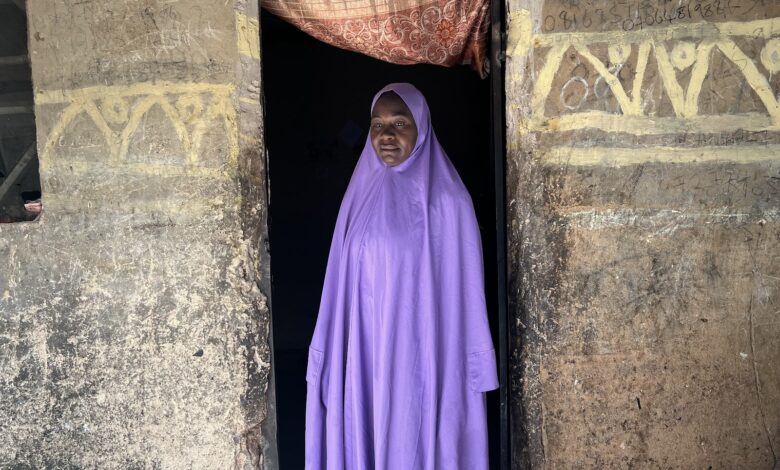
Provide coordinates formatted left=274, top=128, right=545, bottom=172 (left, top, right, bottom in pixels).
left=542, top=1, right=743, bottom=33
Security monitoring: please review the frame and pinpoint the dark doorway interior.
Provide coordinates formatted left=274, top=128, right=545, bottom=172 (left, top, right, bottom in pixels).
left=0, top=0, right=40, bottom=223
left=262, top=13, right=499, bottom=469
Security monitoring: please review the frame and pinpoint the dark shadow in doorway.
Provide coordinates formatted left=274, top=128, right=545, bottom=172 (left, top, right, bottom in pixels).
left=262, top=13, right=499, bottom=469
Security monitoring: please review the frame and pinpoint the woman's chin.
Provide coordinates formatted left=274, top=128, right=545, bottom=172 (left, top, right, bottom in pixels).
left=381, top=155, right=400, bottom=166
left=380, top=153, right=411, bottom=166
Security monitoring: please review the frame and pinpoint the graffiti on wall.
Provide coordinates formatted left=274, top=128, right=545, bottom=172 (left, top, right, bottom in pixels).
left=509, top=11, right=780, bottom=166
left=36, top=82, right=239, bottom=177
left=236, top=11, right=261, bottom=61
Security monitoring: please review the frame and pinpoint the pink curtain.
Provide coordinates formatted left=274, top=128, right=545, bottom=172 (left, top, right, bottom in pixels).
left=262, top=0, right=491, bottom=76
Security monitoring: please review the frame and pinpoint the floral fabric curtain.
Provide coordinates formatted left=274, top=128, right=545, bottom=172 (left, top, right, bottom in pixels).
left=262, top=0, right=491, bottom=76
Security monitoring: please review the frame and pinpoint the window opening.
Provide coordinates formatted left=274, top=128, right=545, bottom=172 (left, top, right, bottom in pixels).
left=0, top=0, right=40, bottom=223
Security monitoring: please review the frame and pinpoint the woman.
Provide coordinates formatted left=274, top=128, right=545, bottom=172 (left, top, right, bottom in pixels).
left=306, top=83, right=498, bottom=469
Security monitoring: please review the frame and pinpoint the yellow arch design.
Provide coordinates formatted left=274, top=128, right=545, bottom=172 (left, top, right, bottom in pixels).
left=37, top=82, right=238, bottom=170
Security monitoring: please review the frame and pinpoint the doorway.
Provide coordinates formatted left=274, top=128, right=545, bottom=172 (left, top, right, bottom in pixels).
left=262, top=12, right=501, bottom=468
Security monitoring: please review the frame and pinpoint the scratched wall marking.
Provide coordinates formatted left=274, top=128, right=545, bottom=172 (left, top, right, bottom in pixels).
left=36, top=82, right=238, bottom=176
left=235, top=12, right=261, bottom=60
left=562, top=207, right=780, bottom=231
left=510, top=16, right=780, bottom=135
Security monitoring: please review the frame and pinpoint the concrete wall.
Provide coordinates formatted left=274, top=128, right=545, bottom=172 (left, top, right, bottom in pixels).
left=4, top=0, right=780, bottom=468
left=0, top=1, right=274, bottom=467
left=506, top=1, right=780, bottom=468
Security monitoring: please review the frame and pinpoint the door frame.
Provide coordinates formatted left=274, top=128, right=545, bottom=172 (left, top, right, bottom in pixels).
left=489, top=0, right=510, bottom=468
left=260, top=3, right=511, bottom=466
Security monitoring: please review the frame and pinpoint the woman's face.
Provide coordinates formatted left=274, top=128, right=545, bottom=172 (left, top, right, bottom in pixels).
left=370, top=92, right=418, bottom=166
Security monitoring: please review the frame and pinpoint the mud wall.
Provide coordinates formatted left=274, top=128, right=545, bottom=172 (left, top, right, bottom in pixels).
left=0, top=1, right=274, bottom=467
left=506, top=1, right=780, bottom=468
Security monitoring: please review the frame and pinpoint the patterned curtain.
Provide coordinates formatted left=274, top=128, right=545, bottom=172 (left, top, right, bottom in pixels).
left=262, top=0, right=491, bottom=77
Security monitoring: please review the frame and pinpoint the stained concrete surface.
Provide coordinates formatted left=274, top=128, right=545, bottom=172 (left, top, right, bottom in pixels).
left=507, top=0, right=780, bottom=468
left=1, top=1, right=273, bottom=468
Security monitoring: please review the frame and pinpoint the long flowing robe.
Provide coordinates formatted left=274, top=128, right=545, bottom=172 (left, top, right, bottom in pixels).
left=305, top=83, right=498, bottom=470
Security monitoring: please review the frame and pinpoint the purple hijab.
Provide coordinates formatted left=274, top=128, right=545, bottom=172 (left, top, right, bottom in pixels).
left=305, top=83, right=498, bottom=469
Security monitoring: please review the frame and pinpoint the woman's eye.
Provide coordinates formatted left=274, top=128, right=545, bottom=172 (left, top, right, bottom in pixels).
left=372, top=123, right=382, bottom=129
left=395, top=121, right=405, bottom=128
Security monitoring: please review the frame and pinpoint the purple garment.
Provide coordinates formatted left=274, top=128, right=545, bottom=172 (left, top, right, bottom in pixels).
left=305, top=83, right=498, bottom=470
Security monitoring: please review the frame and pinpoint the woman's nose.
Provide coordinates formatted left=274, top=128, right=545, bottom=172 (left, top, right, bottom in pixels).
left=380, top=127, right=396, bottom=139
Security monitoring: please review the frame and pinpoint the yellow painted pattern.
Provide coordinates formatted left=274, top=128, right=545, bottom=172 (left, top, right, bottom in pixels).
left=507, top=9, right=533, bottom=59
left=36, top=82, right=239, bottom=173
left=543, top=112, right=773, bottom=135
left=542, top=144, right=780, bottom=167
left=236, top=12, right=261, bottom=60
left=513, top=16, right=780, bottom=135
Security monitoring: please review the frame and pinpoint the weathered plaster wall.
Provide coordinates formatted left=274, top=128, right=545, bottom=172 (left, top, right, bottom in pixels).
left=506, top=1, right=780, bottom=468
left=0, top=1, right=274, bottom=468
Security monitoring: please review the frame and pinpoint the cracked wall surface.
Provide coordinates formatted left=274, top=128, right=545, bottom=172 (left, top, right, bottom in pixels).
left=0, top=1, right=274, bottom=468
left=506, top=1, right=780, bottom=468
